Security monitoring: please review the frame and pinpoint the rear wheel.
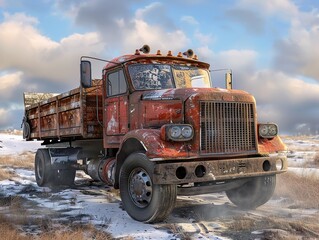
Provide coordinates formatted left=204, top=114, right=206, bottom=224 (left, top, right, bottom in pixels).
left=119, top=152, right=177, bottom=223
left=226, top=175, right=276, bottom=209
left=35, top=149, right=53, bottom=186
left=35, top=149, right=76, bottom=187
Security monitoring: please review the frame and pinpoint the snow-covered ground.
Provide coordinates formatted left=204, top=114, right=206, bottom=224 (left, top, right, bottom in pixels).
left=1, top=133, right=319, bottom=239
left=284, top=135, right=319, bottom=177
left=0, top=133, right=225, bottom=239
left=0, top=133, right=42, bottom=154
left=0, top=133, right=180, bottom=239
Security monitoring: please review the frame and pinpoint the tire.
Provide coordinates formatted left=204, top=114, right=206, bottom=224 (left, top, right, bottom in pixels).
left=35, top=149, right=53, bottom=186
left=35, top=149, right=75, bottom=187
left=119, top=152, right=177, bottom=223
left=226, top=175, right=276, bottom=209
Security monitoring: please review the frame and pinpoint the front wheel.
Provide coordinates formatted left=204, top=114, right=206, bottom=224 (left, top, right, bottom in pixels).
left=226, top=175, right=276, bottom=209
left=119, top=152, right=177, bottom=223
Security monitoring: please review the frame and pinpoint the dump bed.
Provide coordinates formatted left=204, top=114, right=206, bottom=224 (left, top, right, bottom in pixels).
left=23, top=80, right=103, bottom=141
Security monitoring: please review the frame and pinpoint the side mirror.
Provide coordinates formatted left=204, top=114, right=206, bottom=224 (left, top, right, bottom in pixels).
left=80, top=60, right=92, bottom=88
left=225, top=71, right=232, bottom=90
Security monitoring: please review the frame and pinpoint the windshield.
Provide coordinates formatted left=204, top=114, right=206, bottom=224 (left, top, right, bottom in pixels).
left=128, top=64, right=210, bottom=90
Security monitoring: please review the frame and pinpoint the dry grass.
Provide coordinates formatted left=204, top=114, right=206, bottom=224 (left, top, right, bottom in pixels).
left=161, top=223, right=192, bottom=240
left=0, top=152, right=34, bottom=181
left=274, top=171, right=319, bottom=209
left=0, top=168, right=15, bottom=181
left=0, top=213, right=113, bottom=240
left=38, top=224, right=113, bottom=240
left=227, top=215, right=319, bottom=239
left=0, top=215, right=29, bottom=240
left=0, top=152, right=34, bottom=169
left=281, top=135, right=319, bottom=152
left=313, top=152, right=319, bottom=167
left=228, top=216, right=256, bottom=231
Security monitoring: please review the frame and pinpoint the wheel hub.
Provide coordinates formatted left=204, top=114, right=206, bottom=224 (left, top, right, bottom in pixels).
left=129, top=168, right=152, bottom=208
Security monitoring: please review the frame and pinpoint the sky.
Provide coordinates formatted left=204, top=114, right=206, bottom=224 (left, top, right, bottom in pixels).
left=0, top=0, right=318, bottom=135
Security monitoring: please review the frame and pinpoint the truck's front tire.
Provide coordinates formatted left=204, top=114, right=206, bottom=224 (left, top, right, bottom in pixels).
left=226, top=175, right=276, bottom=209
left=119, top=152, right=176, bottom=223
left=35, top=149, right=53, bottom=186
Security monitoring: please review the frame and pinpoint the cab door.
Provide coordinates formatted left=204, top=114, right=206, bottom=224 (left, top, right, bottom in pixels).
left=104, top=68, right=129, bottom=148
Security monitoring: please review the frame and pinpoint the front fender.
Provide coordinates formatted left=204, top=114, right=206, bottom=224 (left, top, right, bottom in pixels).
left=258, top=135, right=287, bottom=154
left=121, top=129, right=189, bottom=160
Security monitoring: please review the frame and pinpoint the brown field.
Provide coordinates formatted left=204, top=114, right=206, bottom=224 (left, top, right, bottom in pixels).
left=275, top=171, right=319, bottom=209
left=0, top=152, right=34, bottom=169
left=0, top=213, right=113, bottom=240
left=314, top=152, right=319, bottom=166
left=0, top=152, right=34, bottom=181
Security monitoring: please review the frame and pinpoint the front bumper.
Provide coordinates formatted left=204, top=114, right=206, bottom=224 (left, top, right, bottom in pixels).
left=153, top=155, right=287, bottom=184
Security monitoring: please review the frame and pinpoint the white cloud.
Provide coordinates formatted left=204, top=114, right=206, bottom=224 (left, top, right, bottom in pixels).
left=0, top=72, right=23, bottom=98
left=0, top=12, right=104, bottom=85
left=3, top=12, right=39, bottom=25
left=244, top=70, right=319, bottom=133
left=181, top=16, right=199, bottom=25
left=194, top=31, right=213, bottom=45
left=121, top=19, right=190, bottom=54
left=238, top=0, right=298, bottom=18
left=0, top=108, right=11, bottom=126
left=274, top=16, right=319, bottom=81
left=217, top=49, right=257, bottom=68
left=135, top=2, right=162, bottom=20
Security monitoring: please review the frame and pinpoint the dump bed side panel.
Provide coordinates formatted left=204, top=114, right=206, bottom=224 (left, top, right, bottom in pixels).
left=24, top=81, right=103, bottom=140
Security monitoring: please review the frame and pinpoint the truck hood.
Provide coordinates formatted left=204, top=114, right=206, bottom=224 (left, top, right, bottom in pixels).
left=141, top=88, right=255, bottom=103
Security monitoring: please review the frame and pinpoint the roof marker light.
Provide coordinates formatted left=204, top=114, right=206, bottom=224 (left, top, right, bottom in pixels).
left=156, top=50, right=162, bottom=55
left=183, top=49, right=194, bottom=58
left=139, top=44, right=150, bottom=54
left=167, top=50, right=173, bottom=56
left=135, top=49, right=140, bottom=55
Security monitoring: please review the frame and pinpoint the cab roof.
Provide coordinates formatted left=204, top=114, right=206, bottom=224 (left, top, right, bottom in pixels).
left=103, top=52, right=210, bottom=70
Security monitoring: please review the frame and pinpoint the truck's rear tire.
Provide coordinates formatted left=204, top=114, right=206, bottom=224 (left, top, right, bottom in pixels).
left=226, top=175, right=276, bottom=209
left=119, top=152, right=176, bottom=223
left=35, top=149, right=53, bottom=187
left=35, top=149, right=76, bottom=187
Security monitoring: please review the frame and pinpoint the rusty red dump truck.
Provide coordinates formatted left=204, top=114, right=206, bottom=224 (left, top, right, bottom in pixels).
left=22, top=45, right=287, bottom=223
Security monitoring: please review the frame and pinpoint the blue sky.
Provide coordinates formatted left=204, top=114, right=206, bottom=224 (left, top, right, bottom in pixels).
left=0, top=0, right=319, bottom=134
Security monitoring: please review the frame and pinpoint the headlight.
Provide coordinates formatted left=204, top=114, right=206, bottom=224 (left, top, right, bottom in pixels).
left=181, top=126, right=193, bottom=138
left=169, top=126, right=182, bottom=138
left=259, top=123, right=278, bottom=139
left=160, top=124, right=194, bottom=141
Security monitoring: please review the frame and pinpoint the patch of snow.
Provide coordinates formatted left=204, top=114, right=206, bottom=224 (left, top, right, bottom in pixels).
left=0, top=133, right=42, bottom=155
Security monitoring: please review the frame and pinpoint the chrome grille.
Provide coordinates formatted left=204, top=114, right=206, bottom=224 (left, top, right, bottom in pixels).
left=200, top=101, right=257, bottom=155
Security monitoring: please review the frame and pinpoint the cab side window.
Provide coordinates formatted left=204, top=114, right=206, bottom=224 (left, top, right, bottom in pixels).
left=107, top=69, right=127, bottom=96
